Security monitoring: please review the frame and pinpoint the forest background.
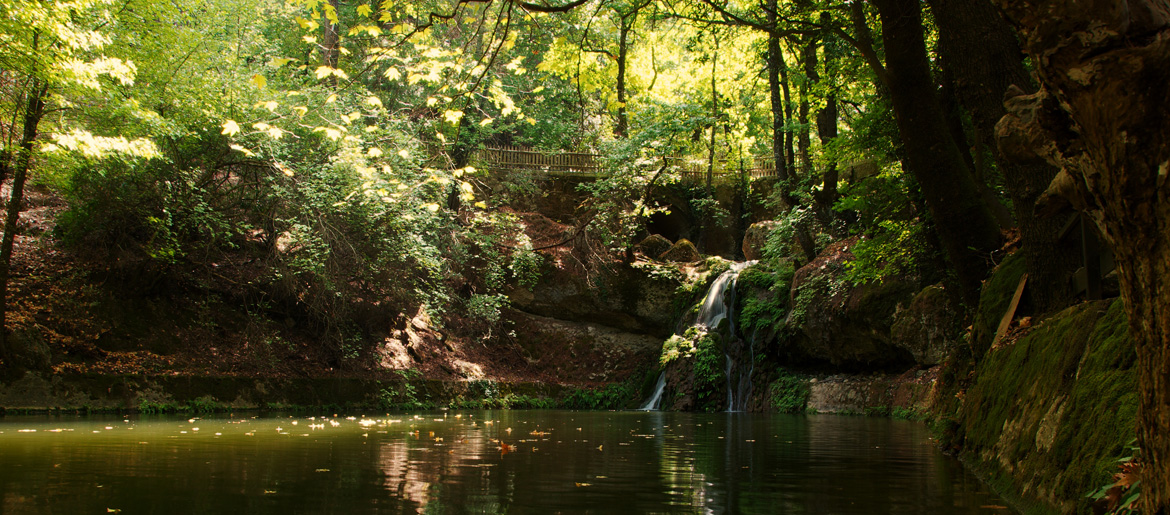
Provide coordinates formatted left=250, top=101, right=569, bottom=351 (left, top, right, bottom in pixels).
left=2, top=0, right=1168, bottom=512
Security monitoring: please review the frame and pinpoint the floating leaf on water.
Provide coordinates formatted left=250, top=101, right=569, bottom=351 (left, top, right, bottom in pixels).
left=315, top=469, right=330, bottom=473
left=575, top=483, right=591, bottom=487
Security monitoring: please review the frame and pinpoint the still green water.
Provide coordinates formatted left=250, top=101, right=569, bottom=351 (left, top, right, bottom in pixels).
left=0, top=410, right=1012, bottom=514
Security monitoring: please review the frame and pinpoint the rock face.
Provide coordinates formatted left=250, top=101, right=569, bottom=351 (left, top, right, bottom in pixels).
left=779, top=238, right=920, bottom=370
left=889, top=284, right=964, bottom=366
left=659, top=239, right=701, bottom=263
left=509, top=312, right=663, bottom=384
left=741, top=221, right=779, bottom=261
left=805, top=368, right=939, bottom=413
left=510, top=261, right=683, bottom=338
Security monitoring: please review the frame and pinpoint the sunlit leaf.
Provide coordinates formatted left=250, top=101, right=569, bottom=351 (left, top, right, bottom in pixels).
left=251, top=74, right=267, bottom=89
left=443, top=110, right=463, bottom=124
left=221, top=120, right=240, bottom=136
left=229, top=144, right=254, bottom=157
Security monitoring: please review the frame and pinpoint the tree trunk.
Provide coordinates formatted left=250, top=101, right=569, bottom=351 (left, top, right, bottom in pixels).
left=0, top=79, right=47, bottom=366
left=614, top=15, right=631, bottom=139
left=928, top=0, right=1077, bottom=313
left=938, top=63, right=1014, bottom=230
left=706, top=36, right=718, bottom=192
left=797, top=40, right=814, bottom=176
left=870, top=0, right=1002, bottom=306
left=321, top=0, right=341, bottom=69
left=812, top=11, right=839, bottom=229
left=766, top=0, right=789, bottom=180
left=994, top=1, right=1170, bottom=510
left=781, top=57, right=795, bottom=173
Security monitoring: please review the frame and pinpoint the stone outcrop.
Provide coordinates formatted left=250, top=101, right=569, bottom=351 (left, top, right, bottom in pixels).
left=509, top=261, right=683, bottom=338
left=889, top=284, right=963, bottom=366
left=778, top=239, right=920, bottom=370
left=659, top=239, right=701, bottom=263
left=741, top=221, right=779, bottom=261
left=635, top=234, right=673, bottom=259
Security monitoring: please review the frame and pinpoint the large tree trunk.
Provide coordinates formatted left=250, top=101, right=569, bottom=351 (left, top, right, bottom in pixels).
left=0, top=79, right=47, bottom=367
left=994, top=1, right=1170, bottom=511
left=766, top=0, right=789, bottom=181
left=870, top=0, right=1002, bottom=306
left=928, top=0, right=1077, bottom=314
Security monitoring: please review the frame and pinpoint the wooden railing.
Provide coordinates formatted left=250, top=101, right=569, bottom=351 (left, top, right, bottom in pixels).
left=470, top=145, right=780, bottom=182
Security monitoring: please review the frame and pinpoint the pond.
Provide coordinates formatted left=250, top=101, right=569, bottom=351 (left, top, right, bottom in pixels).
left=0, top=410, right=1013, bottom=514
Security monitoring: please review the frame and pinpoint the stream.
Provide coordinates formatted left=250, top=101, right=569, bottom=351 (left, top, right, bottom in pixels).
left=0, top=410, right=1014, bottom=514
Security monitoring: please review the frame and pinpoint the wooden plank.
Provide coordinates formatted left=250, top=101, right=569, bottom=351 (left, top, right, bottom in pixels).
left=993, top=273, right=1029, bottom=347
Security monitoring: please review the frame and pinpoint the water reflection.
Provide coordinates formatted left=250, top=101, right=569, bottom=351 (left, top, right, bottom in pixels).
left=0, top=411, right=1013, bottom=514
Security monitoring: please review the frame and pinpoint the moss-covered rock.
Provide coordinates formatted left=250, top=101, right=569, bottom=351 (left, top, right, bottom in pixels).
left=636, top=234, right=674, bottom=259
left=971, top=251, right=1028, bottom=356
left=959, top=298, right=1135, bottom=513
left=659, top=238, right=701, bottom=263
left=778, top=239, right=920, bottom=370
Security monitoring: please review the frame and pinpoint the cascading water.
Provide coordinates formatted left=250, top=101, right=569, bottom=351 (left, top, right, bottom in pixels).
left=638, top=261, right=757, bottom=412
left=638, top=373, right=667, bottom=411
left=699, top=261, right=755, bottom=412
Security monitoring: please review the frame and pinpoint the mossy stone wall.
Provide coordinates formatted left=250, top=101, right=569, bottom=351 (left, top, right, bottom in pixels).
left=959, top=298, right=1136, bottom=514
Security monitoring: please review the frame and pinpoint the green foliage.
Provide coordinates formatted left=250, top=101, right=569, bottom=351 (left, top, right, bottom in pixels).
left=761, top=206, right=814, bottom=261
left=379, top=370, right=431, bottom=411
left=691, top=331, right=725, bottom=412
left=769, top=369, right=810, bottom=414
left=787, top=269, right=843, bottom=330
left=735, top=261, right=795, bottom=335
left=659, top=334, right=694, bottom=367
left=834, top=169, right=940, bottom=285
left=560, top=381, right=639, bottom=410
left=1087, top=441, right=1141, bottom=514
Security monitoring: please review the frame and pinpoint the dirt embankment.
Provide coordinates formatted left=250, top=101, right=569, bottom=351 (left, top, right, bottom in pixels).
left=0, top=189, right=672, bottom=411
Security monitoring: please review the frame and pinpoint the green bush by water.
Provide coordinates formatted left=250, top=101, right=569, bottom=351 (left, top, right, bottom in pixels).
left=768, top=369, right=810, bottom=414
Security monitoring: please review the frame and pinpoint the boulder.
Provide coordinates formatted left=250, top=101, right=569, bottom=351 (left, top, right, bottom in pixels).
left=890, top=284, right=963, bottom=366
left=659, top=239, right=701, bottom=263
left=742, top=221, right=779, bottom=261
left=510, top=261, right=684, bottom=338
left=779, top=238, right=919, bottom=370
left=9, top=325, right=50, bottom=372
left=636, top=234, right=673, bottom=259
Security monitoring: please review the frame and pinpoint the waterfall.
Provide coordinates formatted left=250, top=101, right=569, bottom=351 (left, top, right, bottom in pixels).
left=705, top=262, right=754, bottom=412
left=638, top=373, right=667, bottom=411
left=637, top=261, right=757, bottom=412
